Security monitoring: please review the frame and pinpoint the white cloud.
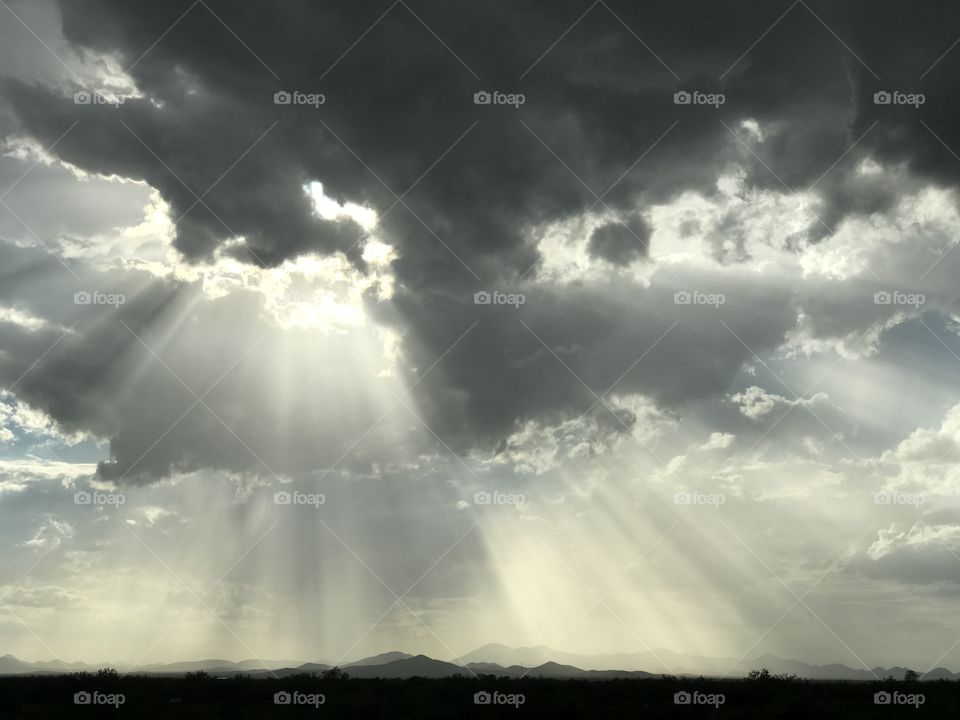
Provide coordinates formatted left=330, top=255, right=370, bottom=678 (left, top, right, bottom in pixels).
left=21, top=519, right=74, bottom=549
left=700, top=432, right=735, bottom=450
left=730, top=386, right=785, bottom=419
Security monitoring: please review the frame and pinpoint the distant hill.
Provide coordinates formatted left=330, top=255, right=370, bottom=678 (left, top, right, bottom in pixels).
left=0, top=655, right=96, bottom=675
left=457, top=643, right=553, bottom=667
left=475, top=661, right=654, bottom=679
left=0, top=647, right=953, bottom=681
left=343, top=655, right=465, bottom=679
left=455, top=645, right=956, bottom=681
left=294, top=662, right=331, bottom=673
left=135, top=658, right=304, bottom=675
left=344, top=651, right=412, bottom=667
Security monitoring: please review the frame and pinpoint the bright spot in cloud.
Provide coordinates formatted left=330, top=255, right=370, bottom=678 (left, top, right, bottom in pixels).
left=306, top=181, right=378, bottom=231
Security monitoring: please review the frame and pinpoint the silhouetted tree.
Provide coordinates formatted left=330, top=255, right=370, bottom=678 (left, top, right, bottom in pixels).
left=284, top=672, right=318, bottom=682
left=774, top=673, right=799, bottom=681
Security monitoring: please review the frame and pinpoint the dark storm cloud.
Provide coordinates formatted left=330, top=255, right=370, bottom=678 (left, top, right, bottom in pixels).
left=1, top=84, right=367, bottom=266
left=387, top=271, right=796, bottom=446
left=4, top=0, right=960, bottom=476
left=6, top=0, right=903, bottom=273
left=587, top=214, right=650, bottom=265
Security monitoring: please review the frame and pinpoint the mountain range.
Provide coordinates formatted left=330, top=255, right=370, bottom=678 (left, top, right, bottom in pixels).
left=0, top=645, right=953, bottom=681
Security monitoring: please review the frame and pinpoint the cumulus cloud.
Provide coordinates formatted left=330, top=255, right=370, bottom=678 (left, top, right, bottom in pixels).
left=6, top=0, right=960, bottom=668
left=0, top=0, right=959, bottom=484
left=700, top=432, right=735, bottom=451
left=731, top=386, right=786, bottom=420
left=893, top=404, right=960, bottom=465
left=7, top=0, right=960, bottom=478
left=855, top=513, right=960, bottom=584
left=21, top=518, right=74, bottom=549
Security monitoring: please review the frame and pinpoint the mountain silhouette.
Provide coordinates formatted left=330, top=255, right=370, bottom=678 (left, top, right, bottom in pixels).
left=0, top=647, right=953, bottom=680
left=343, top=655, right=464, bottom=679
left=344, top=651, right=412, bottom=667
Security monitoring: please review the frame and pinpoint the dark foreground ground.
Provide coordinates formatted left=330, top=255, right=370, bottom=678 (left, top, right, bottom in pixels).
left=0, top=673, right=952, bottom=718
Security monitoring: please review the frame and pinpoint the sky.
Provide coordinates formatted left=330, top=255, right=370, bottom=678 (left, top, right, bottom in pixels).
left=1, top=0, right=960, bottom=673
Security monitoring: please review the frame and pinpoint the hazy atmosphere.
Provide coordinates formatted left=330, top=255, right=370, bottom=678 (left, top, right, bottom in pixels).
left=2, top=0, right=960, bottom=682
